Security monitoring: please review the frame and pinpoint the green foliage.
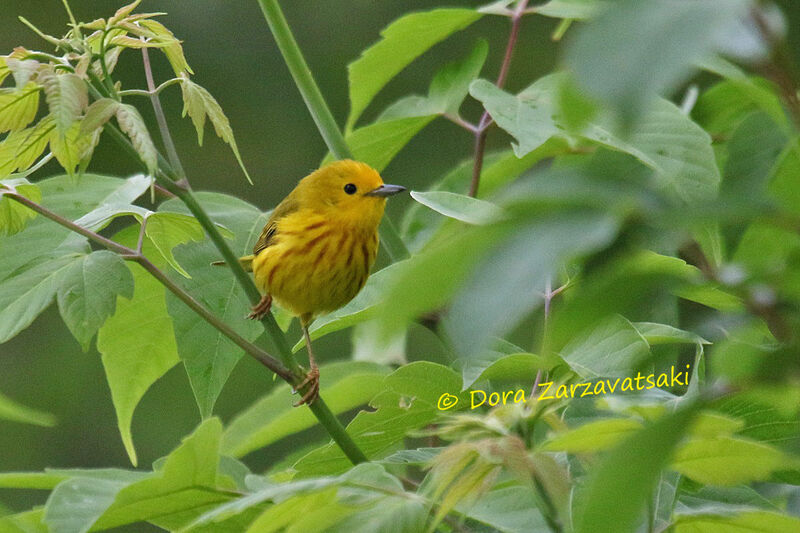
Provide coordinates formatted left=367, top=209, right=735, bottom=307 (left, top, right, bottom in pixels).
left=2, top=0, right=800, bottom=531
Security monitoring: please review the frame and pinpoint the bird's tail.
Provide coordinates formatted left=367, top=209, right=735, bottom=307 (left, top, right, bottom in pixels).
left=211, top=255, right=255, bottom=272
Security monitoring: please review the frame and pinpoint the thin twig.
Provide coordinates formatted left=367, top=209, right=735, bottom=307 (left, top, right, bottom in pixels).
left=118, top=78, right=182, bottom=97
left=3, top=191, right=294, bottom=382
left=444, top=114, right=479, bottom=133
left=469, top=0, right=529, bottom=197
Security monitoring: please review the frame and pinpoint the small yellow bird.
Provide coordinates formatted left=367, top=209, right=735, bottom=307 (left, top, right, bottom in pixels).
left=236, top=159, right=405, bottom=405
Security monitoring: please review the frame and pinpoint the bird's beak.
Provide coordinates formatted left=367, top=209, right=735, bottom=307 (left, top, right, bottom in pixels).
left=365, top=184, right=406, bottom=197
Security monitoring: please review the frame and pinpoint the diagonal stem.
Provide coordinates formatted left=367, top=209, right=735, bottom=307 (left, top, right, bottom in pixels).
left=3, top=191, right=293, bottom=382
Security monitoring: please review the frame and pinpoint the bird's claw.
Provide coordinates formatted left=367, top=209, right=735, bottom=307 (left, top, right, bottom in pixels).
left=247, top=294, right=272, bottom=320
left=292, top=366, right=320, bottom=406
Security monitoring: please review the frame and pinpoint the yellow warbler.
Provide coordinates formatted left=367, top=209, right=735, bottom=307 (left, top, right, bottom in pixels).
left=238, top=159, right=404, bottom=405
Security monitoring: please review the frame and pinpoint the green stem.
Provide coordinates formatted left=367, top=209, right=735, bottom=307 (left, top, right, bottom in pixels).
left=255, top=0, right=410, bottom=261
left=256, top=0, right=351, bottom=160
left=60, top=0, right=81, bottom=39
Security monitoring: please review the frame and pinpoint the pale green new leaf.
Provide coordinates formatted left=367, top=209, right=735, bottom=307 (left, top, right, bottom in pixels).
left=56, top=250, right=134, bottom=351
left=410, top=191, right=505, bottom=225
left=0, top=56, right=9, bottom=86
left=0, top=117, right=54, bottom=179
left=346, top=8, right=482, bottom=129
left=532, top=0, right=607, bottom=20
left=179, top=78, right=250, bottom=183
left=222, top=362, right=390, bottom=458
left=144, top=211, right=207, bottom=278
left=97, top=226, right=180, bottom=466
left=0, top=390, right=55, bottom=427
left=139, top=19, right=193, bottom=75
left=0, top=82, right=40, bottom=133
left=38, top=69, right=88, bottom=134
left=540, top=418, right=643, bottom=453
left=0, top=178, right=40, bottom=235
left=673, top=510, right=800, bottom=533
left=80, top=98, right=120, bottom=135
left=44, top=475, right=143, bottom=533
left=115, top=103, right=157, bottom=175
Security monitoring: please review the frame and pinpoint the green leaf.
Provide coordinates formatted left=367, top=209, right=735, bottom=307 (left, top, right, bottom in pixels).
left=0, top=174, right=141, bottom=282
left=80, top=98, right=120, bottom=135
left=324, top=115, right=436, bottom=173
left=0, top=117, right=54, bottom=179
left=673, top=511, right=800, bottom=533
left=144, top=211, right=207, bottom=278
left=469, top=79, right=563, bottom=157
left=694, top=77, right=789, bottom=138
left=93, top=418, right=227, bottom=530
left=222, top=362, right=390, bottom=458
left=138, top=19, right=193, bottom=75
left=458, top=485, right=548, bottom=533
left=565, top=0, right=750, bottom=127
left=769, top=137, right=800, bottom=215
left=632, top=322, right=709, bottom=346
left=541, top=418, right=643, bottom=453
left=293, top=362, right=466, bottom=476
left=179, top=78, right=250, bottom=183
left=531, top=0, right=607, bottom=20
left=49, top=121, right=100, bottom=176
left=0, top=390, right=55, bottom=426
left=445, top=212, right=619, bottom=380
left=97, top=226, right=180, bottom=466
left=671, top=436, right=796, bottom=485
left=346, top=8, right=482, bottom=129
left=427, top=39, right=488, bottom=116
left=56, top=250, right=134, bottom=351
left=0, top=178, right=40, bottom=236
left=157, top=193, right=268, bottom=416
left=38, top=69, right=87, bottom=135
left=115, top=103, right=158, bottom=176
left=573, top=401, right=702, bottom=533
left=293, top=262, right=408, bottom=352
left=0, top=508, right=47, bottom=533
left=561, top=315, right=651, bottom=379
left=410, top=191, right=505, bottom=225
left=0, top=82, right=40, bottom=133
left=70, top=173, right=152, bottom=232
left=0, top=254, right=82, bottom=343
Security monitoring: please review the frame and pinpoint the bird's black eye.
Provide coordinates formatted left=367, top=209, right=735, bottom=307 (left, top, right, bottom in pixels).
left=344, top=183, right=357, bottom=195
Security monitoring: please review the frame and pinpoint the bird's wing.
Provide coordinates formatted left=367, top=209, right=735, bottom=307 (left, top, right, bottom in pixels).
left=253, top=193, right=301, bottom=255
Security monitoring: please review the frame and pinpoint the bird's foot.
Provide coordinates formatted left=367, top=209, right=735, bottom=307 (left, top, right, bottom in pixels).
left=292, top=366, right=320, bottom=407
left=247, top=294, right=272, bottom=320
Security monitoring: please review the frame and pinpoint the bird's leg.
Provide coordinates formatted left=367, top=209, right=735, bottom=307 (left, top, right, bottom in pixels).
left=247, top=294, right=272, bottom=320
left=293, top=323, right=320, bottom=406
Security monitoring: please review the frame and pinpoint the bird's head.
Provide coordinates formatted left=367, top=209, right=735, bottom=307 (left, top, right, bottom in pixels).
left=297, top=159, right=405, bottom=228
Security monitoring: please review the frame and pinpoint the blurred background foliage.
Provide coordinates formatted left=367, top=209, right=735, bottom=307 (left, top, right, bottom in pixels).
left=1, top=0, right=799, bottom=520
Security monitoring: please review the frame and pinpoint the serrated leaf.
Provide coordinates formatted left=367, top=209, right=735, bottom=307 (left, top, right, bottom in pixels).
left=222, top=362, right=390, bottom=458
left=56, top=250, right=134, bottom=351
left=109, top=0, right=142, bottom=25
left=346, top=8, right=482, bottom=129
left=49, top=120, right=100, bottom=177
left=0, top=178, right=40, bottom=235
left=80, top=98, right=119, bottom=135
left=144, top=211, right=206, bottom=278
left=0, top=117, right=54, bottom=179
left=0, top=82, right=40, bottom=133
left=0, top=254, right=81, bottom=343
left=179, top=78, right=250, bottom=183
left=410, top=190, right=505, bottom=225
left=139, top=19, right=192, bottom=75
left=97, top=226, right=180, bottom=466
left=38, top=69, right=87, bottom=135
left=115, top=103, right=157, bottom=175
left=0, top=56, right=9, bottom=86
left=0, top=390, right=55, bottom=426
left=323, top=115, right=435, bottom=172
left=156, top=193, right=268, bottom=417
left=5, top=57, right=39, bottom=89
